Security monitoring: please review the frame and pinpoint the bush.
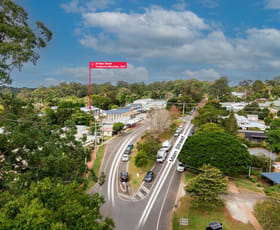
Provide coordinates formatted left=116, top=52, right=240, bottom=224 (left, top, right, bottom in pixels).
left=135, top=151, right=149, bottom=168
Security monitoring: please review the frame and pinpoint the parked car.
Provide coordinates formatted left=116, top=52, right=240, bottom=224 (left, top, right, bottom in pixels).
left=206, top=222, right=223, bottom=230
left=156, top=148, right=167, bottom=163
left=127, top=144, right=134, bottom=150
left=120, top=172, right=129, bottom=182
left=144, top=171, right=154, bottom=182
left=122, top=154, right=129, bottom=162
left=174, top=131, right=180, bottom=137
left=124, top=149, right=131, bottom=155
left=176, top=162, right=185, bottom=172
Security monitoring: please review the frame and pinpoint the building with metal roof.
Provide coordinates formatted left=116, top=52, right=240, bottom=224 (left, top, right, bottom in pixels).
left=261, top=172, right=280, bottom=185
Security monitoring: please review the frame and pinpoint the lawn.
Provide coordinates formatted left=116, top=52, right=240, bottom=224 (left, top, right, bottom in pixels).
left=128, top=145, right=154, bottom=193
left=86, top=145, right=106, bottom=190
left=232, top=177, right=263, bottom=193
left=173, top=196, right=254, bottom=230
left=184, top=171, right=196, bottom=184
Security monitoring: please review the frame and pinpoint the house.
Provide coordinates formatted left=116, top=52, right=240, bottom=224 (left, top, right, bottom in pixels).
left=221, top=102, right=248, bottom=112
left=247, top=115, right=258, bottom=121
left=241, top=130, right=268, bottom=143
left=133, top=98, right=167, bottom=110
left=273, top=162, right=280, bottom=173
left=234, top=114, right=267, bottom=131
left=101, top=122, right=114, bottom=137
left=232, top=91, right=245, bottom=98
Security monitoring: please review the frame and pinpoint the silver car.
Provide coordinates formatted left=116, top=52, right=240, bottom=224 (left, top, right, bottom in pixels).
left=122, top=154, right=129, bottom=162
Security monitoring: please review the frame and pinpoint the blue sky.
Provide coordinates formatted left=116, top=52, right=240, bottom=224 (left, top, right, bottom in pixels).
left=12, top=0, right=280, bottom=87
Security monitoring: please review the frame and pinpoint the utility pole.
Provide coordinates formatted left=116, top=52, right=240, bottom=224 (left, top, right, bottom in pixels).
left=94, top=122, right=97, bottom=156
left=183, top=102, right=185, bottom=116
left=248, top=166, right=251, bottom=177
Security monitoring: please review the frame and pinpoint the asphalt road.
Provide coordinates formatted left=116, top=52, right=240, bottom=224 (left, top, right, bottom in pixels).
left=89, top=116, right=193, bottom=230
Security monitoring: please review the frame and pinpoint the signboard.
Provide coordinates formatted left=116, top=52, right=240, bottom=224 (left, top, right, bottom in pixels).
left=89, top=62, right=127, bottom=69
left=180, top=218, right=189, bottom=226
left=88, top=61, right=127, bottom=109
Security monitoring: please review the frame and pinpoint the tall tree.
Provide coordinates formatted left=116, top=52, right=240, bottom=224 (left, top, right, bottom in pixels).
left=0, top=0, right=52, bottom=84
left=186, top=164, right=228, bottom=210
left=224, top=111, right=238, bottom=135
left=210, top=77, right=230, bottom=99
left=178, top=132, right=251, bottom=175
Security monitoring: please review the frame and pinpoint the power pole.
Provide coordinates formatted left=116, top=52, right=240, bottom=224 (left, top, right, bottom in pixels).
left=248, top=166, right=251, bottom=177
left=94, top=122, right=97, bottom=155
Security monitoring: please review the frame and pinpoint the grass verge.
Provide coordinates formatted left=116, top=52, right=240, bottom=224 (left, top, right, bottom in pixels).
left=128, top=147, right=154, bottom=193
left=86, top=145, right=106, bottom=190
left=173, top=196, right=254, bottom=230
left=232, top=177, right=263, bottom=193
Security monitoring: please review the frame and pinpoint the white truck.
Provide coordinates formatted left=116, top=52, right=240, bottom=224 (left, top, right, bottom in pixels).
left=156, top=148, right=167, bottom=163
left=162, top=140, right=171, bottom=151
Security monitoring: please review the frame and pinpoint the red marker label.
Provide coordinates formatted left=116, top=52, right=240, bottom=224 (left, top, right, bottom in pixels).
left=89, top=62, right=127, bottom=69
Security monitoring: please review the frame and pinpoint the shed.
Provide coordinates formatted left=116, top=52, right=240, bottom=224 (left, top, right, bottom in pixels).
left=261, top=172, right=280, bottom=185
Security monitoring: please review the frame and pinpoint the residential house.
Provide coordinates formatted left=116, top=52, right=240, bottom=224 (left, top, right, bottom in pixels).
left=133, top=98, right=167, bottom=110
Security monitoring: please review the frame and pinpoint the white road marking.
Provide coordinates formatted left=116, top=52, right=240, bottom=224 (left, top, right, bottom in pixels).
left=141, top=185, right=149, bottom=194
left=156, top=167, right=177, bottom=230
left=137, top=122, right=193, bottom=229
left=137, top=191, right=145, bottom=199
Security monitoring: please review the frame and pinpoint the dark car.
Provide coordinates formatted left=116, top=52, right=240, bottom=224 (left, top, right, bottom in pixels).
left=120, top=172, right=129, bottom=182
left=206, top=222, right=223, bottom=230
left=124, top=149, right=131, bottom=155
left=144, top=171, right=154, bottom=182
left=127, top=144, right=134, bottom=150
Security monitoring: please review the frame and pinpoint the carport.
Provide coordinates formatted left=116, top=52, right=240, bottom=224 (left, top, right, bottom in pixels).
left=261, top=172, right=280, bottom=185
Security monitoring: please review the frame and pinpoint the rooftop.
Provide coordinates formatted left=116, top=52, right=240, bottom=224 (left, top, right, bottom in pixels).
left=261, top=172, right=280, bottom=184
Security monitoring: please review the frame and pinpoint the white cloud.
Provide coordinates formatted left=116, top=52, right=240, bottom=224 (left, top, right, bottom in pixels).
left=78, top=8, right=280, bottom=75
left=54, top=64, right=148, bottom=83
left=182, top=69, right=220, bottom=80
left=61, top=0, right=114, bottom=13
left=265, top=0, right=280, bottom=9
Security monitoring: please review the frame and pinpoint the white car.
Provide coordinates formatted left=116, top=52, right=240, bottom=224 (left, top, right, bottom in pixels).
left=176, top=162, right=185, bottom=172
left=122, top=154, right=129, bottom=162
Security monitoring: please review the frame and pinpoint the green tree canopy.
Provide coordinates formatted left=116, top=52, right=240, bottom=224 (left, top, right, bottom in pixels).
left=178, top=132, right=251, bottom=175
left=0, top=0, right=52, bottom=84
left=186, top=164, right=228, bottom=210
left=113, top=122, right=124, bottom=134
left=195, top=122, right=224, bottom=135
left=224, top=111, right=238, bottom=135
left=0, top=178, right=114, bottom=230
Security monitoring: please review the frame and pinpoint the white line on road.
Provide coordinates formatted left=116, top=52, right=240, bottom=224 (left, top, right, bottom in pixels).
left=156, top=166, right=177, bottom=230
left=137, top=122, right=193, bottom=229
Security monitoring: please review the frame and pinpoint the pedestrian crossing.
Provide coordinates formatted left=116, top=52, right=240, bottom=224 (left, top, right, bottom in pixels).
left=135, top=185, right=150, bottom=200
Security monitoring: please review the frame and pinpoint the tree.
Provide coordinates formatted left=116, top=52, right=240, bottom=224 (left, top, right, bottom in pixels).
left=149, top=109, right=171, bottom=133
left=209, top=77, right=230, bottom=99
left=135, top=150, right=149, bottom=168
left=224, top=111, right=238, bottom=135
left=169, top=105, right=180, bottom=119
left=178, top=132, right=251, bottom=176
left=186, top=164, right=228, bottom=210
left=0, top=0, right=52, bottom=84
left=113, top=122, right=124, bottom=134
left=266, top=129, right=280, bottom=153
left=254, top=200, right=280, bottom=230
left=253, top=80, right=264, bottom=93
left=251, top=154, right=271, bottom=171
left=137, top=135, right=161, bottom=159
left=195, top=123, right=224, bottom=135
left=0, top=178, right=114, bottom=230
left=270, top=118, right=280, bottom=130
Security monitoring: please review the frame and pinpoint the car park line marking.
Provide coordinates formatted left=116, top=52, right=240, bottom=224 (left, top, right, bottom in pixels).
left=137, top=190, right=145, bottom=199
left=137, top=123, right=193, bottom=229
left=156, top=165, right=177, bottom=230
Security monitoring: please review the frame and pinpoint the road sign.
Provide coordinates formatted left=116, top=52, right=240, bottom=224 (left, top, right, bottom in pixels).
left=180, top=218, right=189, bottom=226
left=88, top=61, right=127, bottom=109
left=89, top=62, right=127, bottom=69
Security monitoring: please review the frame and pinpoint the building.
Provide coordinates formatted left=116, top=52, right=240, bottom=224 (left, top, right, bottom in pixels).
left=247, top=114, right=258, bottom=121
left=234, top=114, right=267, bottom=131
left=221, top=102, right=248, bottom=112
left=273, top=162, right=280, bottom=173
left=261, top=172, right=280, bottom=185
left=101, top=122, right=114, bottom=137
left=232, top=91, right=245, bottom=98
left=240, top=130, right=268, bottom=143
left=105, top=105, right=141, bottom=123
left=133, top=98, right=167, bottom=110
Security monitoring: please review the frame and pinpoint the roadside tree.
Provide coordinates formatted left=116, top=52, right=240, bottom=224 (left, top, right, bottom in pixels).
left=178, top=132, right=251, bottom=176
left=186, top=164, right=228, bottom=210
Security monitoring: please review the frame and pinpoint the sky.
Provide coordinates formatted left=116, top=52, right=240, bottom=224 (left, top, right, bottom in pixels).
left=11, top=0, right=280, bottom=87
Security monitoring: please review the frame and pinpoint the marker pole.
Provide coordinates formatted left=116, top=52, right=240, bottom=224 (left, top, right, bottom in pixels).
left=89, top=66, right=91, bottom=109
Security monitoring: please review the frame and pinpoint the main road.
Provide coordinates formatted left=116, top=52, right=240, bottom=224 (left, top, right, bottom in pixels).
left=88, top=116, right=194, bottom=230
